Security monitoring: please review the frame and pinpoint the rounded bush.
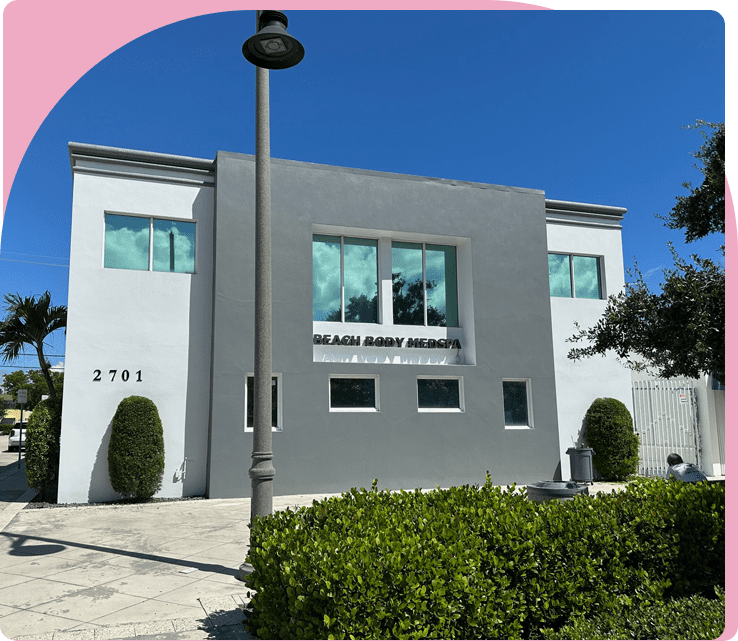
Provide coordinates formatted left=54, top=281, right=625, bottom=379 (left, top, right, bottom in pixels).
left=25, top=397, right=62, bottom=501
left=108, top=396, right=165, bottom=499
left=584, top=397, right=639, bottom=480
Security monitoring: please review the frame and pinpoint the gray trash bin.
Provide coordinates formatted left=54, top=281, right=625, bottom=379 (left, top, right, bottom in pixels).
left=566, top=447, right=595, bottom=483
left=526, top=481, right=589, bottom=502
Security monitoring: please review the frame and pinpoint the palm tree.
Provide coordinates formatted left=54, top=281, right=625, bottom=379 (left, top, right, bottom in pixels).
left=0, top=292, right=67, bottom=399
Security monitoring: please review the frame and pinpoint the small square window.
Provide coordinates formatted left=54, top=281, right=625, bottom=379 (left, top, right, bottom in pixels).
left=329, top=375, right=379, bottom=412
left=245, top=374, right=281, bottom=431
left=502, top=380, right=532, bottom=429
left=105, top=214, right=150, bottom=271
left=417, top=377, right=463, bottom=412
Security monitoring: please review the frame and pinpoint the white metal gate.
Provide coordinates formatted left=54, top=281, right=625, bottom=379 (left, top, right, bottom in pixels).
left=631, top=379, right=701, bottom=478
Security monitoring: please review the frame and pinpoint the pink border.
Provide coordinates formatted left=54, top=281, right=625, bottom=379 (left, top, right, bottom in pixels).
left=1, top=0, right=546, bottom=219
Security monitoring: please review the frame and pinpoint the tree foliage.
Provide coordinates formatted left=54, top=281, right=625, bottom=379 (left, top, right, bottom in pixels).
left=0, top=292, right=67, bottom=398
left=569, top=250, right=724, bottom=383
left=568, top=122, right=725, bottom=383
left=24, top=396, right=63, bottom=502
left=1, top=369, right=64, bottom=411
left=584, top=397, right=639, bottom=481
left=659, top=121, right=725, bottom=244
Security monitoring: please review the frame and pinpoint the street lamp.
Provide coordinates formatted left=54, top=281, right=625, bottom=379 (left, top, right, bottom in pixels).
left=243, top=10, right=305, bottom=522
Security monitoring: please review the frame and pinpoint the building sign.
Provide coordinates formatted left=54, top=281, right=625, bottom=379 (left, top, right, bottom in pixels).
left=313, top=334, right=462, bottom=349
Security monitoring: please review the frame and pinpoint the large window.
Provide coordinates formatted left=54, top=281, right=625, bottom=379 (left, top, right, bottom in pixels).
left=313, top=235, right=378, bottom=323
left=548, top=254, right=601, bottom=299
left=105, top=214, right=196, bottom=273
left=245, top=374, right=281, bottom=431
left=417, top=376, right=463, bottom=412
left=502, top=379, right=532, bottom=428
left=329, top=375, right=379, bottom=411
left=392, top=242, right=458, bottom=327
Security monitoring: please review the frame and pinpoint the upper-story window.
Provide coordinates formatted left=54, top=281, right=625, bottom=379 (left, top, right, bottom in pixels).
left=392, top=242, right=458, bottom=327
left=548, top=253, right=602, bottom=299
left=104, top=214, right=196, bottom=273
left=313, top=235, right=379, bottom=323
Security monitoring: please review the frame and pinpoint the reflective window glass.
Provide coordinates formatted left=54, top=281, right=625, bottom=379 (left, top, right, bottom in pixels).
left=548, top=253, right=572, bottom=297
left=426, top=244, right=458, bottom=327
left=330, top=378, right=376, bottom=408
left=313, top=235, right=341, bottom=321
left=104, top=214, right=150, bottom=271
left=153, top=219, right=196, bottom=273
left=418, top=379, right=460, bottom=409
left=343, top=238, right=378, bottom=323
left=503, top=381, right=529, bottom=426
left=572, top=256, right=601, bottom=299
left=392, top=242, right=424, bottom=325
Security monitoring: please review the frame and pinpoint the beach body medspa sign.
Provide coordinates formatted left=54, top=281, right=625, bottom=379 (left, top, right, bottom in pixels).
left=313, top=334, right=462, bottom=349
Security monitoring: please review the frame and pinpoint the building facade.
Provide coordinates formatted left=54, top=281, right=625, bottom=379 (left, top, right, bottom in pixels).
left=58, top=142, right=632, bottom=504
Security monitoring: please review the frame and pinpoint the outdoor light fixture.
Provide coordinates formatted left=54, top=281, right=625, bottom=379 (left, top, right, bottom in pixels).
left=242, top=10, right=305, bottom=70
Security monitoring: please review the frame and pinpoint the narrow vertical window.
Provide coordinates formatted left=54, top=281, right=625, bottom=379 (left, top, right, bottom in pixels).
left=426, top=244, right=458, bottom=327
left=104, top=214, right=150, bottom=271
left=246, top=375, right=279, bottom=429
left=313, top=235, right=341, bottom=321
left=392, top=242, right=424, bottom=325
left=343, top=238, right=378, bottom=323
left=503, top=380, right=531, bottom=428
left=548, top=253, right=572, bottom=297
left=153, top=219, right=196, bottom=273
left=572, top=255, right=601, bottom=299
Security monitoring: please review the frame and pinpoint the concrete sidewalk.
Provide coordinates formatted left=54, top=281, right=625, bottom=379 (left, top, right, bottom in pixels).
left=1, top=480, right=627, bottom=641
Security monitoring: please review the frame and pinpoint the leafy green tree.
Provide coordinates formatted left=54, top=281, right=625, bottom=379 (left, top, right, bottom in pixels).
left=584, top=397, right=639, bottom=480
left=659, top=121, right=725, bottom=245
left=568, top=122, right=725, bottom=383
left=1, top=369, right=64, bottom=411
left=0, top=292, right=67, bottom=398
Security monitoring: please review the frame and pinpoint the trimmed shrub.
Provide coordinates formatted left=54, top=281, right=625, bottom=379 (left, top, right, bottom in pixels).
left=25, top=396, right=62, bottom=502
left=584, top=397, right=639, bottom=480
left=244, top=478, right=723, bottom=640
left=108, top=396, right=165, bottom=500
left=544, top=588, right=725, bottom=639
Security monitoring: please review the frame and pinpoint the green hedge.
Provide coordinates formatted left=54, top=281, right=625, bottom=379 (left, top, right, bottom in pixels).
left=544, top=588, right=725, bottom=639
left=25, top=397, right=62, bottom=502
left=108, top=396, right=165, bottom=500
left=244, top=478, right=723, bottom=639
left=585, top=397, right=639, bottom=480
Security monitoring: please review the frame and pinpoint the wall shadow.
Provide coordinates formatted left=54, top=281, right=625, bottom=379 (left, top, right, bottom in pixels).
left=88, top=420, right=119, bottom=503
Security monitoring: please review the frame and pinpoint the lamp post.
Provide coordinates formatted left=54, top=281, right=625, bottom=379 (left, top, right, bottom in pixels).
left=243, top=11, right=305, bottom=522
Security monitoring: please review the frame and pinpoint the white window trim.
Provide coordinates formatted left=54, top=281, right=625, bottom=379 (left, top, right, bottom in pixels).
left=417, top=375, right=464, bottom=413
left=329, top=374, right=380, bottom=412
left=502, top=378, right=534, bottom=429
left=244, top=372, right=283, bottom=432
left=103, top=211, right=198, bottom=274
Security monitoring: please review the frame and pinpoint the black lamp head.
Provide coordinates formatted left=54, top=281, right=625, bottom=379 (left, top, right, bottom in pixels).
left=243, top=10, right=305, bottom=70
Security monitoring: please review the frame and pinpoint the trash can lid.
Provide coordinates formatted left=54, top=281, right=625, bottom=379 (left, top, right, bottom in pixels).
left=566, top=447, right=594, bottom=454
left=526, top=481, right=589, bottom=497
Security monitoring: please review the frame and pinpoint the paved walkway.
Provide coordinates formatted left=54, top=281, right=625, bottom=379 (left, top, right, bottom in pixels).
left=1, top=468, right=627, bottom=641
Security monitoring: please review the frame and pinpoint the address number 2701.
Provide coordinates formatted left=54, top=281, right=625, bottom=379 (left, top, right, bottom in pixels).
left=93, top=370, right=142, bottom=382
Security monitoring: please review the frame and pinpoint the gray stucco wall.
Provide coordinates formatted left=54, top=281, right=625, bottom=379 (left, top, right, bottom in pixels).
left=208, top=152, right=562, bottom=498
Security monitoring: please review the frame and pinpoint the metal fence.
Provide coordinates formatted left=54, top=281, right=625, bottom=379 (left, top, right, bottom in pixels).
left=631, top=379, right=701, bottom=478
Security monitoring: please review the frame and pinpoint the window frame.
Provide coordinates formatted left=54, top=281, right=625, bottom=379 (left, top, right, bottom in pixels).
left=502, top=378, right=534, bottom=429
left=328, top=374, right=380, bottom=412
left=416, top=375, right=464, bottom=413
left=104, top=212, right=197, bottom=274
left=244, top=372, right=283, bottom=432
left=313, top=234, right=379, bottom=324
left=391, top=241, right=459, bottom=328
left=548, top=253, right=603, bottom=299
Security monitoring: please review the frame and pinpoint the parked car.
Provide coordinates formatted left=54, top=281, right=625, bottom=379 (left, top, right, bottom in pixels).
left=8, top=422, right=27, bottom=451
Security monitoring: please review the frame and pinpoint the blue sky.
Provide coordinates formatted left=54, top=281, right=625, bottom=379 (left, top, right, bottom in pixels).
left=0, top=9, right=727, bottom=374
